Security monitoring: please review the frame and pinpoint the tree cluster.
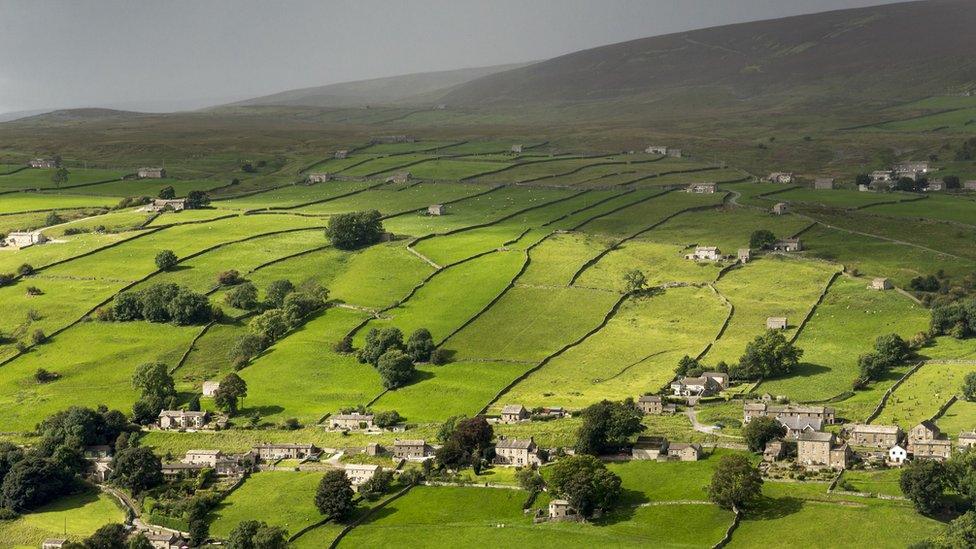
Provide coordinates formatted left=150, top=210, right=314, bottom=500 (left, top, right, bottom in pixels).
left=111, top=283, right=215, bottom=326
left=325, top=210, right=384, bottom=250
left=435, top=416, right=494, bottom=471
left=315, top=469, right=355, bottom=521
left=226, top=520, right=288, bottom=549
left=707, top=454, right=763, bottom=510
left=355, top=327, right=438, bottom=389
left=931, top=298, right=976, bottom=340
left=730, top=330, right=803, bottom=381
left=574, top=399, right=643, bottom=456
left=749, top=229, right=777, bottom=250
left=547, top=455, right=622, bottom=518
left=855, top=333, right=911, bottom=387
left=131, top=362, right=177, bottom=424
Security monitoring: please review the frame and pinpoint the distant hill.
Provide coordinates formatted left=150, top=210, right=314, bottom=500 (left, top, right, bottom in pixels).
left=231, top=63, right=532, bottom=108
left=442, top=0, right=976, bottom=109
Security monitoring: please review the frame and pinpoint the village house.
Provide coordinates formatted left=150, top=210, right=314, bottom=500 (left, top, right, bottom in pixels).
left=772, top=202, right=790, bottom=215
left=910, top=420, right=940, bottom=442
left=42, top=539, right=68, bottom=549
left=83, top=446, right=113, bottom=483
left=797, top=431, right=850, bottom=469
left=334, top=149, right=348, bottom=159
left=148, top=198, right=187, bottom=212
left=965, top=181, right=976, bottom=191
left=145, top=532, right=186, bottom=549
left=671, top=375, right=722, bottom=397
left=767, top=172, right=794, bottom=184
left=138, top=167, right=166, bottom=179
left=427, top=204, right=445, bottom=216
left=500, top=404, right=530, bottom=423
left=870, top=277, right=893, bottom=291
left=766, top=317, right=788, bottom=330
left=252, top=443, right=318, bottom=461
left=814, top=178, right=834, bottom=190
left=345, top=463, right=382, bottom=486
left=511, top=144, right=523, bottom=154
left=849, top=424, right=902, bottom=448
left=183, top=449, right=223, bottom=467
left=494, top=437, right=543, bottom=466
left=771, top=238, right=803, bottom=252
left=888, top=444, right=908, bottom=466
left=778, top=416, right=823, bottom=439
left=202, top=380, right=220, bottom=397
left=763, top=440, right=786, bottom=462
left=687, top=182, right=716, bottom=194
left=386, top=172, right=411, bottom=184
left=895, top=161, right=930, bottom=180
left=632, top=436, right=669, bottom=460
left=743, top=402, right=836, bottom=425
left=959, top=431, right=976, bottom=450
left=667, top=442, right=702, bottom=461
left=157, top=410, right=208, bottom=430
left=645, top=145, right=668, bottom=155
left=637, top=395, right=663, bottom=415
left=870, top=170, right=894, bottom=184
left=307, top=173, right=333, bottom=183
left=4, top=231, right=47, bottom=249
left=738, top=248, right=751, bottom=263
left=909, top=421, right=952, bottom=460
left=330, top=412, right=374, bottom=430
left=548, top=499, right=579, bottom=521
left=29, top=158, right=58, bottom=169
left=393, top=439, right=433, bottom=460
left=927, top=179, right=944, bottom=191
left=686, top=246, right=722, bottom=261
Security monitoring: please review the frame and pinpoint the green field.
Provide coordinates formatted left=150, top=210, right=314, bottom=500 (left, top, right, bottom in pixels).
left=0, top=490, right=126, bottom=548
left=875, top=361, right=976, bottom=430
left=209, top=471, right=324, bottom=537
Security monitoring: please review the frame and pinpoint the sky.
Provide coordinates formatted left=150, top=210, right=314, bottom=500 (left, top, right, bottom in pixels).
left=0, top=0, right=908, bottom=114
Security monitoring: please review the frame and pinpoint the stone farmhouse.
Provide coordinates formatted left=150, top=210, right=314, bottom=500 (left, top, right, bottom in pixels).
left=202, top=380, right=220, bottom=397
left=548, top=499, right=579, bottom=521
left=766, top=317, right=788, bottom=330
left=738, top=248, right=751, bottom=263
left=157, top=410, right=208, bottom=430
left=500, top=404, right=530, bottom=423
left=511, top=144, right=523, bottom=154
left=29, top=158, right=58, bottom=168
left=645, top=145, right=668, bottom=154
left=184, top=449, right=223, bottom=466
left=771, top=238, right=803, bottom=252
left=252, top=443, right=318, bottom=461
left=637, top=395, right=676, bottom=415
left=814, top=178, right=834, bottom=190
left=778, top=416, right=823, bottom=439
left=767, top=172, right=794, bottom=184
left=772, top=202, right=789, bottom=215
left=797, top=431, right=851, bottom=469
left=960, top=431, right=976, bottom=450
left=330, top=412, right=374, bottom=430
left=895, top=161, right=930, bottom=180
left=686, top=246, right=722, bottom=261
left=908, top=421, right=952, bottom=461
left=4, top=231, right=47, bottom=249
left=671, top=371, right=726, bottom=397
left=345, top=463, right=382, bottom=486
left=687, top=183, right=716, bottom=194
left=668, top=442, right=702, bottom=461
left=849, top=424, right=902, bottom=448
left=427, top=204, right=445, bottom=216
left=743, top=402, right=836, bottom=425
left=307, top=173, right=333, bottom=183
left=138, top=167, right=166, bottom=179
left=335, top=149, right=349, bottom=159
left=144, top=532, right=186, bottom=549
left=393, top=439, right=433, bottom=460
left=870, top=277, right=893, bottom=291
left=147, top=198, right=187, bottom=212
left=494, top=436, right=543, bottom=466
left=888, top=444, right=908, bottom=465
left=870, top=170, right=894, bottom=184
left=83, top=445, right=113, bottom=483
left=386, top=172, right=411, bottom=184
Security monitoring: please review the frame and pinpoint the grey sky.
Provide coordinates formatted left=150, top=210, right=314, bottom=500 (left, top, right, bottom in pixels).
left=0, top=0, right=907, bottom=114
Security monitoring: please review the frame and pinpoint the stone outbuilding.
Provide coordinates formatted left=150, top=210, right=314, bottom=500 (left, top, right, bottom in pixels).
left=202, top=380, right=220, bottom=397
left=814, top=178, right=835, bottom=190
left=138, top=167, right=166, bottom=179
left=393, top=439, right=432, bottom=460
left=335, top=149, right=349, bottom=159
left=772, top=202, right=789, bottom=215
left=686, top=246, right=722, bottom=261
left=763, top=440, right=786, bottom=462
left=307, top=173, right=333, bottom=183
left=511, top=144, right=523, bottom=154
left=148, top=198, right=187, bottom=212
left=766, top=317, right=788, bottom=330
left=687, top=183, right=716, bottom=194
left=42, top=539, right=68, bottom=549
left=4, top=231, right=47, bottom=249
left=386, top=172, right=411, bottom=184
left=667, top=442, right=702, bottom=461
left=632, top=436, right=669, bottom=460
left=548, top=499, right=579, bottom=521
left=500, top=404, right=530, bottom=423
left=767, top=172, right=794, bottom=184
left=345, top=463, right=382, bottom=486
left=738, top=248, right=751, bottom=263
left=870, top=278, right=893, bottom=291
left=427, top=204, right=446, bottom=216
left=772, top=238, right=803, bottom=252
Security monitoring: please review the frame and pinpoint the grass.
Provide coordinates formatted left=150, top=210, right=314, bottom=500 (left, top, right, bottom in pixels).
left=296, top=182, right=491, bottom=216
left=764, top=187, right=912, bottom=209
left=212, top=180, right=377, bottom=210
left=503, top=286, right=728, bottom=410
left=0, top=192, right=117, bottom=214
left=0, top=168, right=124, bottom=193
left=864, top=194, right=976, bottom=226
left=577, top=190, right=725, bottom=237
left=934, top=398, right=976, bottom=439
left=607, top=448, right=749, bottom=502
left=876, top=361, right=976, bottom=430
left=760, top=275, right=930, bottom=402
left=0, top=490, right=127, bottom=548
left=208, top=471, right=324, bottom=538
left=0, top=232, right=135, bottom=273
left=839, top=468, right=904, bottom=497
left=519, top=232, right=611, bottom=287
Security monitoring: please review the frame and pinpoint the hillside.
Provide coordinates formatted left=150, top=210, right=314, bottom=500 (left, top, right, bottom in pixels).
left=442, top=0, right=976, bottom=108
left=232, top=63, right=531, bottom=108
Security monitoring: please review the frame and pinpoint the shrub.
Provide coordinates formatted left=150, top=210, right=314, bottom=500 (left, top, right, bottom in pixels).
left=376, top=349, right=416, bottom=389
left=749, top=229, right=777, bottom=250
left=217, top=270, right=244, bottom=286
left=225, top=282, right=259, bottom=310
left=229, top=333, right=266, bottom=367
left=25, top=286, right=42, bottom=296
left=34, top=368, right=60, bottom=383
left=16, top=264, right=33, bottom=276
left=154, top=250, right=178, bottom=271
left=430, top=348, right=450, bottom=365
left=30, top=330, right=46, bottom=345
left=158, top=186, right=176, bottom=199
left=333, top=336, right=354, bottom=354
left=282, top=418, right=302, bottom=430
left=0, top=273, right=15, bottom=287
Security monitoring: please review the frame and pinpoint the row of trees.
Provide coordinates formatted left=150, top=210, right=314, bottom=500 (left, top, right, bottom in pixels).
left=109, top=282, right=215, bottom=325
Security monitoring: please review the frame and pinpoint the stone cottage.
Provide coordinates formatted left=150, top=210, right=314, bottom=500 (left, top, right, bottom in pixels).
left=427, top=204, right=445, bottom=216
left=494, top=437, right=543, bottom=466
left=393, top=439, right=433, bottom=460
left=849, top=424, right=902, bottom=448
left=157, top=410, right=208, bottom=430
left=330, top=412, right=374, bottom=430
left=500, top=404, right=530, bottom=423
left=871, top=278, right=893, bottom=291
left=796, top=431, right=850, bottom=469
left=772, top=202, right=790, bottom=215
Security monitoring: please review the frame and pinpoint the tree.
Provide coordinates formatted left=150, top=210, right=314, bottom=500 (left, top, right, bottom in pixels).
left=217, top=270, right=244, bottom=286
left=516, top=468, right=545, bottom=492
left=749, top=229, right=777, bottom=250
left=359, top=469, right=394, bottom=499
left=405, top=328, right=436, bottom=362
left=901, top=459, right=946, bottom=515
left=16, top=263, right=34, bottom=276
left=229, top=333, right=265, bottom=367
left=1, top=458, right=72, bottom=511
left=112, top=292, right=143, bottom=321
left=855, top=173, right=872, bottom=188
left=0, top=442, right=24, bottom=482
left=249, top=309, right=289, bottom=344
left=928, top=511, right=976, bottom=548
left=964, top=372, right=976, bottom=402
left=357, top=327, right=404, bottom=366
left=944, top=175, right=961, bottom=190
left=707, top=454, right=763, bottom=510
left=214, top=373, right=248, bottom=415
left=374, top=410, right=402, bottom=428
left=435, top=439, right=469, bottom=469
left=548, top=455, right=621, bottom=518
left=265, top=279, right=295, bottom=308
left=167, top=288, right=212, bottom=325
left=139, top=283, right=180, bottom=322
left=623, top=269, right=647, bottom=293
left=158, top=186, right=176, bottom=199
left=742, top=416, right=785, bottom=453
left=83, top=523, right=127, bottom=549
left=325, top=210, right=384, bottom=250
left=731, top=330, right=803, bottom=380
left=225, top=282, right=259, bottom=310
left=226, top=520, right=262, bottom=549
left=111, top=447, right=162, bottom=494
left=131, top=362, right=175, bottom=400
left=51, top=167, right=69, bottom=188
left=315, top=469, right=355, bottom=520
left=283, top=291, right=324, bottom=326
left=185, top=190, right=210, bottom=209
left=437, top=415, right=466, bottom=443
left=574, top=399, right=644, bottom=455
left=154, top=250, right=178, bottom=271
left=430, top=348, right=450, bottom=365
left=874, top=333, right=910, bottom=365
left=451, top=416, right=493, bottom=455
left=376, top=349, right=415, bottom=389
left=252, top=525, right=288, bottom=549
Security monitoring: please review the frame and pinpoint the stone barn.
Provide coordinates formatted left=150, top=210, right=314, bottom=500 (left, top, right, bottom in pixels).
left=138, top=167, right=166, bottom=179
